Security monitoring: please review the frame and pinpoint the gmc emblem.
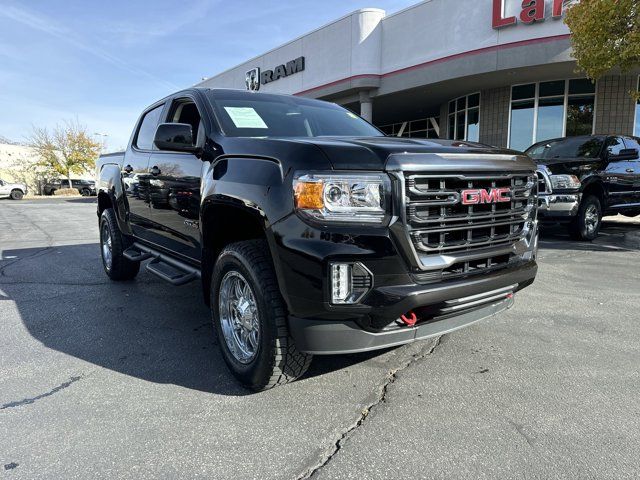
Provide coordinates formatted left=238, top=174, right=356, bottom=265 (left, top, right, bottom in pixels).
left=461, top=187, right=511, bottom=205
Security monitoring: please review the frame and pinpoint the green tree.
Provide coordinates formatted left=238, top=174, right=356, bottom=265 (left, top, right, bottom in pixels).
left=565, top=0, right=640, bottom=100
left=29, top=121, right=101, bottom=189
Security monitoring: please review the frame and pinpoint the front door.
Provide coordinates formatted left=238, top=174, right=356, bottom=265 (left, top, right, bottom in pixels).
left=0, top=180, right=9, bottom=196
left=123, top=103, right=164, bottom=240
left=146, top=97, right=204, bottom=261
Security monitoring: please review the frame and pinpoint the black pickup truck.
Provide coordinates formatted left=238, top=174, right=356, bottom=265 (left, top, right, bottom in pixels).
left=527, top=135, right=640, bottom=240
left=96, top=88, right=538, bottom=390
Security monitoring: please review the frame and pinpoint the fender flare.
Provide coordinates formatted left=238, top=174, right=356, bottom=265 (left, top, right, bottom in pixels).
left=97, top=163, right=130, bottom=235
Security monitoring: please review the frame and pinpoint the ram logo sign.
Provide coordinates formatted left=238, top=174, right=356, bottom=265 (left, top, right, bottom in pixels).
left=245, top=67, right=261, bottom=92
left=245, top=57, right=306, bottom=90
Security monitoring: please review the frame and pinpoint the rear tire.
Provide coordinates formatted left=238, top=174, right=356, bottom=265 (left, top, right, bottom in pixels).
left=569, top=195, right=602, bottom=241
left=211, top=240, right=312, bottom=391
left=99, top=208, right=140, bottom=281
left=10, top=189, right=24, bottom=200
left=81, top=188, right=91, bottom=197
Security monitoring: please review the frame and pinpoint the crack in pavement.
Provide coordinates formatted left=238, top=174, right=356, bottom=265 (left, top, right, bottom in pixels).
left=296, top=336, right=443, bottom=480
left=0, top=375, right=84, bottom=411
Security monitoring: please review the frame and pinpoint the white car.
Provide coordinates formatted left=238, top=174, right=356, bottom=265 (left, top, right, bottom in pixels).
left=0, top=178, right=27, bottom=200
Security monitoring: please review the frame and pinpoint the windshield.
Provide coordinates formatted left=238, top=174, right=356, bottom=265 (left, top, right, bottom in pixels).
left=525, top=137, right=604, bottom=159
left=209, top=93, right=382, bottom=138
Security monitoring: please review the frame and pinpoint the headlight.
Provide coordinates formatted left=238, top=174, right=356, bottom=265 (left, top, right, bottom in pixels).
left=550, top=174, right=581, bottom=190
left=293, top=172, right=388, bottom=224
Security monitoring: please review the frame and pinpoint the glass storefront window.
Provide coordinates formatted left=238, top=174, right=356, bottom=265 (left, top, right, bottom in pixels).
left=635, top=77, right=640, bottom=137
left=566, top=96, right=595, bottom=136
left=510, top=100, right=535, bottom=152
left=448, top=93, right=480, bottom=142
left=378, top=117, right=440, bottom=139
left=509, top=79, right=596, bottom=150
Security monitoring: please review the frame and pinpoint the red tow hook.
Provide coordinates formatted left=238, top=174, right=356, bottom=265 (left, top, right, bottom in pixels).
left=400, top=311, right=418, bottom=327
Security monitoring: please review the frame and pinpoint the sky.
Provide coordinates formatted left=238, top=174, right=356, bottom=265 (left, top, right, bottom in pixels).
left=0, top=0, right=416, bottom=151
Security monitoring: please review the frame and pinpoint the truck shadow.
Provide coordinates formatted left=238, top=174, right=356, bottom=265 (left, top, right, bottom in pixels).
left=1, top=243, right=384, bottom=396
left=539, top=218, right=640, bottom=253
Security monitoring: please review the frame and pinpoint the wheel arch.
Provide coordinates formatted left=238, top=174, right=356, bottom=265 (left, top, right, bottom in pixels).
left=200, top=199, right=277, bottom=306
left=581, top=179, right=606, bottom=208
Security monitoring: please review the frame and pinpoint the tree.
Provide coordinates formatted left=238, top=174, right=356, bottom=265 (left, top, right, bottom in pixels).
left=28, top=121, right=102, bottom=189
left=564, top=0, right=640, bottom=100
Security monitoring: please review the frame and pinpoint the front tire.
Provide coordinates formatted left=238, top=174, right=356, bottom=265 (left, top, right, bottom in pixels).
left=211, top=240, right=312, bottom=391
left=569, top=195, right=602, bottom=241
left=81, top=188, right=91, bottom=197
left=10, top=189, right=24, bottom=200
left=99, top=208, right=140, bottom=281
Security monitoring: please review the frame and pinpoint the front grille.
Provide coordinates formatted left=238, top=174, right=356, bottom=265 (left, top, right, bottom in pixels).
left=404, top=171, right=536, bottom=280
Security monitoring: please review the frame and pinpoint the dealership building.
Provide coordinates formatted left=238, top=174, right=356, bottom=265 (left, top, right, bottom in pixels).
left=198, top=0, right=640, bottom=151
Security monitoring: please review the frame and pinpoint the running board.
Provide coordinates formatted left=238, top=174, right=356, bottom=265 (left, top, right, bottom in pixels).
left=124, top=242, right=200, bottom=286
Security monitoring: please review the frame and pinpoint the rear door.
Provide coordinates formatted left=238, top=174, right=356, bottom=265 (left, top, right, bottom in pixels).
left=603, top=136, right=636, bottom=208
left=124, top=103, right=165, bottom=240
left=146, top=95, right=205, bottom=261
left=622, top=136, right=640, bottom=206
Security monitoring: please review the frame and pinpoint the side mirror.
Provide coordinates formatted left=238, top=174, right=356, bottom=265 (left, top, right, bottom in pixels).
left=610, top=148, right=639, bottom=161
left=154, top=123, right=199, bottom=153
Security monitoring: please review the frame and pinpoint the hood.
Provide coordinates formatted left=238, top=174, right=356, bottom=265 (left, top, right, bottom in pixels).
left=534, top=157, right=603, bottom=175
left=287, top=136, right=520, bottom=170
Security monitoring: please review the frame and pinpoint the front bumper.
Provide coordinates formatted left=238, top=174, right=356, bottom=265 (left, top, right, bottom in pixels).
left=287, top=259, right=537, bottom=354
left=538, top=193, right=581, bottom=218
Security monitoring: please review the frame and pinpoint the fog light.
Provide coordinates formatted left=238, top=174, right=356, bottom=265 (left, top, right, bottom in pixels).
left=330, top=262, right=373, bottom=304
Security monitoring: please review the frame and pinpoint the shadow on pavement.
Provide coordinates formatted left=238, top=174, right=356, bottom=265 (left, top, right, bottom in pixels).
left=539, top=219, right=640, bottom=253
left=0, top=243, right=385, bottom=396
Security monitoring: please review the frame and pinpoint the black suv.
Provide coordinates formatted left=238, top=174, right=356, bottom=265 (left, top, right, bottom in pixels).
left=528, top=135, right=640, bottom=240
left=43, top=179, right=96, bottom=196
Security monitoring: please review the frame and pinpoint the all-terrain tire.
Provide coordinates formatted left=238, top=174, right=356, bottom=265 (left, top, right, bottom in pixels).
left=211, top=240, right=312, bottom=391
left=569, top=195, right=602, bottom=241
left=10, top=189, right=24, bottom=200
left=99, top=208, right=140, bottom=281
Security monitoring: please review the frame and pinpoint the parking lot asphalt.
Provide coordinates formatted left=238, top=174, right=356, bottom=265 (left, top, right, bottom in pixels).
left=1, top=198, right=639, bottom=479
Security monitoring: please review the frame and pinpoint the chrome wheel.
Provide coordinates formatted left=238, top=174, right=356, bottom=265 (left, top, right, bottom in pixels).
left=218, top=271, right=260, bottom=364
left=584, top=204, right=599, bottom=235
left=101, top=224, right=113, bottom=270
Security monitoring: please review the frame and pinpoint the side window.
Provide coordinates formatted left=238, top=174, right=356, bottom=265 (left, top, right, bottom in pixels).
left=605, top=137, right=625, bottom=156
left=623, top=137, right=640, bottom=152
left=135, top=104, right=164, bottom=150
left=169, top=99, right=202, bottom=145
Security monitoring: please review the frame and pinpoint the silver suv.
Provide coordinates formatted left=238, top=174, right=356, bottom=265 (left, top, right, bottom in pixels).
left=0, top=179, right=27, bottom=200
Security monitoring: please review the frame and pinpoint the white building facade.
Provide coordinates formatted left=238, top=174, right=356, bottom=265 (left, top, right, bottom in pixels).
left=198, top=0, right=640, bottom=150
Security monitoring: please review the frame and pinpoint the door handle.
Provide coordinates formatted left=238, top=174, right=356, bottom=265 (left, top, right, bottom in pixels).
left=150, top=166, right=161, bottom=176
left=626, top=168, right=635, bottom=173
left=124, top=164, right=133, bottom=174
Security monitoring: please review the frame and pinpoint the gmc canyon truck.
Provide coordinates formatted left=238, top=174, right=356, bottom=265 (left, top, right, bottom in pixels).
left=96, top=88, right=539, bottom=390
left=528, top=135, right=640, bottom=240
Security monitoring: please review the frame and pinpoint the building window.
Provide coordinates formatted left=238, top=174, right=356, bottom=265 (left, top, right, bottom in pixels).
left=378, top=117, right=440, bottom=138
left=509, top=79, right=596, bottom=151
left=448, top=93, right=480, bottom=142
left=635, top=77, right=640, bottom=137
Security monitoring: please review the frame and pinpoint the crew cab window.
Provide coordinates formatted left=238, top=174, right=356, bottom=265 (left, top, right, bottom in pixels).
left=209, top=92, right=382, bottom=138
left=525, top=137, right=604, bottom=159
left=605, top=137, right=625, bottom=156
left=624, top=137, right=640, bottom=152
left=135, top=104, right=163, bottom=150
left=168, top=100, right=202, bottom=145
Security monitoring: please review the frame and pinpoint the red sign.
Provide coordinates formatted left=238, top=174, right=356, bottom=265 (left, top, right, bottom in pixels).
left=492, top=0, right=564, bottom=29
left=461, top=188, right=511, bottom=205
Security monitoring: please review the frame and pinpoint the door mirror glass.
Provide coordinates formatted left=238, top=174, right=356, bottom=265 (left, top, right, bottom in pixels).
left=610, top=148, right=639, bottom=161
left=154, top=123, right=199, bottom=153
